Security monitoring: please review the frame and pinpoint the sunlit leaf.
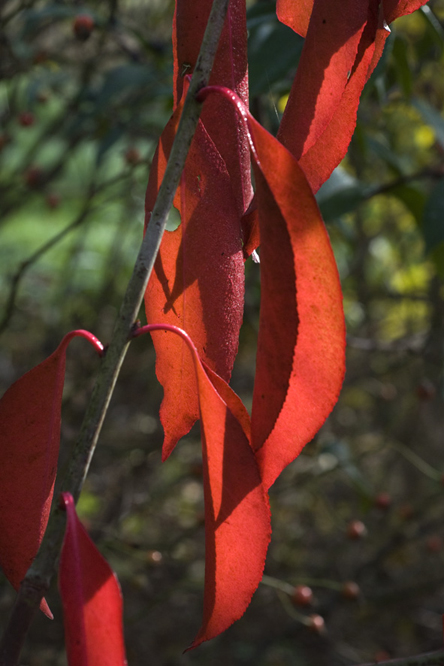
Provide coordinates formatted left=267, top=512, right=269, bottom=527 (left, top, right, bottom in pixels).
left=276, top=0, right=428, bottom=192
left=199, top=87, right=346, bottom=491
left=276, top=0, right=314, bottom=38
left=144, top=92, right=244, bottom=460
left=277, top=0, right=369, bottom=161
left=134, top=324, right=271, bottom=648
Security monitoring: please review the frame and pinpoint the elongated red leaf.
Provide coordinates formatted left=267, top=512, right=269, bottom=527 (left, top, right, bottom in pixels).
left=277, top=0, right=428, bottom=192
left=199, top=87, right=346, bottom=491
left=134, top=324, right=271, bottom=648
left=0, top=330, right=103, bottom=617
left=250, top=119, right=346, bottom=490
left=173, top=0, right=252, bottom=217
left=144, top=92, right=244, bottom=460
left=277, top=0, right=369, bottom=161
left=59, top=493, right=127, bottom=666
left=297, top=0, right=383, bottom=193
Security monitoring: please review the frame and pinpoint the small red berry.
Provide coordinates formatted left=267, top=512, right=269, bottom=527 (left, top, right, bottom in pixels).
left=24, top=166, right=44, bottom=189
left=18, top=112, right=35, bottom=127
left=37, top=91, right=49, bottom=104
left=398, top=503, right=413, bottom=520
left=307, top=614, right=325, bottom=634
left=346, top=520, right=367, bottom=540
left=375, top=492, right=391, bottom=510
left=341, top=581, right=360, bottom=600
left=124, top=147, right=141, bottom=165
left=46, top=193, right=60, bottom=209
left=417, top=379, right=435, bottom=401
left=374, top=650, right=391, bottom=663
left=426, top=535, right=443, bottom=553
left=33, top=50, right=48, bottom=65
left=73, top=14, right=94, bottom=41
left=0, top=134, right=9, bottom=151
left=291, top=585, right=313, bottom=607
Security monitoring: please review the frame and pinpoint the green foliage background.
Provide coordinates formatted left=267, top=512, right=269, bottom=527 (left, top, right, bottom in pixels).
left=1, top=1, right=444, bottom=664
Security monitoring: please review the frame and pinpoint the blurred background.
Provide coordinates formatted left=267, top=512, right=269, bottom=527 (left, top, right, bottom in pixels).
left=1, top=0, right=444, bottom=664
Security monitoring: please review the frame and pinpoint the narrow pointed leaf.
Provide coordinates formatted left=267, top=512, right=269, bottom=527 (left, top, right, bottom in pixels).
left=135, top=324, right=270, bottom=648
left=277, top=0, right=428, bottom=192
left=59, top=493, right=127, bottom=666
left=297, top=1, right=383, bottom=192
left=251, top=118, right=346, bottom=489
left=199, top=88, right=346, bottom=491
left=0, top=331, right=103, bottom=616
left=277, top=0, right=369, bottom=161
left=144, top=94, right=244, bottom=459
left=173, top=0, right=252, bottom=216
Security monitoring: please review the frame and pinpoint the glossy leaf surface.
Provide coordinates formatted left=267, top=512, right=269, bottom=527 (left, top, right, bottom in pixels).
left=144, top=94, right=244, bottom=460
left=199, top=87, right=346, bottom=491
left=0, top=331, right=103, bottom=617
left=59, top=493, right=127, bottom=666
left=134, top=324, right=271, bottom=648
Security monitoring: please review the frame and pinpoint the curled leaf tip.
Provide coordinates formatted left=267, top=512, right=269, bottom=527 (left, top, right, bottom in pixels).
left=61, top=329, right=105, bottom=356
left=59, top=492, right=74, bottom=511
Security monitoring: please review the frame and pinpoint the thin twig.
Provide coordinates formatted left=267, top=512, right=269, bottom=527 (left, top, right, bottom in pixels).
left=0, top=0, right=231, bottom=663
left=0, top=172, right=128, bottom=335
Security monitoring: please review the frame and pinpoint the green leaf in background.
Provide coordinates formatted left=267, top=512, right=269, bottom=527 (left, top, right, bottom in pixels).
left=96, top=126, right=125, bottom=165
left=316, top=167, right=370, bottom=222
left=366, top=136, right=406, bottom=176
left=419, top=6, right=444, bottom=57
left=391, top=183, right=426, bottom=225
left=247, top=2, right=303, bottom=98
left=392, top=35, right=413, bottom=98
left=95, top=65, right=159, bottom=110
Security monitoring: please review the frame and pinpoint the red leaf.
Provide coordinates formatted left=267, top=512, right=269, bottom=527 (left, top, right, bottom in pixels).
left=59, top=493, right=127, bottom=666
left=173, top=0, right=252, bottom=216
left=134, top=324, right=271, bottom=648
left=0, top=331, right=103, bottom=617
left=277, top=0, right=428, bottom=192
left=144, top=92, right=244, bottom=460
left=296, top=0, right=383, bottom=193
left=383, top=0, right=429, bottom=23
left=277, top=0, right=314, bottom=38
left=277, top=0, right=369, bottom=162
left=198, top=87, right=346, bottom=491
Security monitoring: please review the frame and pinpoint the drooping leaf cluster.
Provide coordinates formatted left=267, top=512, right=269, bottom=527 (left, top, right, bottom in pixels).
left=0, top=0, right=431, bottom=662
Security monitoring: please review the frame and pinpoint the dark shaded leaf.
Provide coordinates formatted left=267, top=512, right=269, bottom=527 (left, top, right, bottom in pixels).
left=59, top=493, right=127, bottom=666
